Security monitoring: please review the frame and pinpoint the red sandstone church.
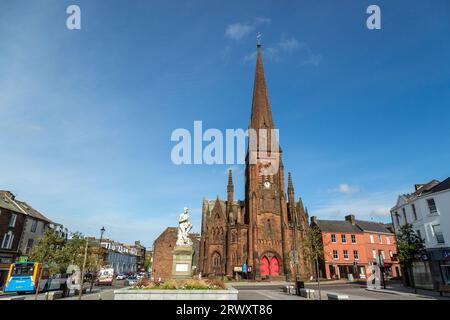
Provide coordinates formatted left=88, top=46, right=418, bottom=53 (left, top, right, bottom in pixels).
left=198, top=41, right=312, bottom=280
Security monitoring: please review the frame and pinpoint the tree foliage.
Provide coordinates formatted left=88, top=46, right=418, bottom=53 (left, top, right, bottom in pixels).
left=29, top=230, right=97, bottom=276
left=395, top=223, right=425, bottom=267
left=302, top=225, right=324, bottom=263
left=59, top=232, right=97, bottom=272
left=29, top=228, right=67, bottom=274
left=144, top=252, right=153, bottom=272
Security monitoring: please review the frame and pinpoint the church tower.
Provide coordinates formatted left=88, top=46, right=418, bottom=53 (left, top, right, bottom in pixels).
left=245, top=38, right=290, bottom=279
left=199, top=36, right=311, bottom=281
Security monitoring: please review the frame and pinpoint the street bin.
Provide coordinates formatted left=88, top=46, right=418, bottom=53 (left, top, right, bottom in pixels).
left=296, top=281, right=305, bottom=296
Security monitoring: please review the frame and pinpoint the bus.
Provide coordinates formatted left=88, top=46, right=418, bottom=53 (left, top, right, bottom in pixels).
left=4, top=262, right=68, bottom=294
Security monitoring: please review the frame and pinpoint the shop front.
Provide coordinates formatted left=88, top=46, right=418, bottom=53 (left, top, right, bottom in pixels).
left=0, top=256, right=14, bottom=290
left=327, top=263, right=366, bottom=280
left=429, top=248, right=450, bottom=286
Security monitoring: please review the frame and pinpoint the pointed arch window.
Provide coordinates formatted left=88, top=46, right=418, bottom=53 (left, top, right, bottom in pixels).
left=212, top=252, right=221, bottom=267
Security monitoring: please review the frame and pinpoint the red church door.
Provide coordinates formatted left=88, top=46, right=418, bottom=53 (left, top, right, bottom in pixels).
left=270, top=257, right=279, bottom=276
left=260, top=256, right=270, bottom=276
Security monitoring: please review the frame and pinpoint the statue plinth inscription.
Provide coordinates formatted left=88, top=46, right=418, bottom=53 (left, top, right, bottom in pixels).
left=171, top=207, right=194, bottom=279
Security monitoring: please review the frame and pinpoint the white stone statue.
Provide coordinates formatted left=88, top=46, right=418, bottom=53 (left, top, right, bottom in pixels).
left=176, top=207, right=193, bottom=246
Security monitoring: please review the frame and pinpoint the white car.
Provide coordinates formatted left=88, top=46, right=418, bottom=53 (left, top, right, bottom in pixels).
left=126, top=276, right=138, bottom=286
left=116, top=274, right=126, bottom=280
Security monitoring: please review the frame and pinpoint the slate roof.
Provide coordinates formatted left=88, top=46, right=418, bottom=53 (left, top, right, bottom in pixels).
left=0, top=191, right=23, bottom=213
left=314, top=219, right=393, bottom=234
left=314, top=220, right=362, bottom=233
left=0, top=190, right=52, bottom=223
left=355, top=220, right=392, bottom=234
left=428, top=177, right=450, bottom=194
left=15, top=200, right=52, bottom=223
left=404, top=179, right=441, bottom=200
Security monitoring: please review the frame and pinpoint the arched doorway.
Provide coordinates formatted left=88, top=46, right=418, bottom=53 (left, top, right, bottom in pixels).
left=260, top=256, right=270, bottom=276
left=270, top=256, right=279, bottom=276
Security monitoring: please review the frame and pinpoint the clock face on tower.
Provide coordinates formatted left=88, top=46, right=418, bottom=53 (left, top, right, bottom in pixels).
left=264, top=181, right=271, bottom=189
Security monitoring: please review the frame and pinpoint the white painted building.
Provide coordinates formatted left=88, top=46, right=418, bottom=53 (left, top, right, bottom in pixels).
left=391, top=178, right=450, bottom=288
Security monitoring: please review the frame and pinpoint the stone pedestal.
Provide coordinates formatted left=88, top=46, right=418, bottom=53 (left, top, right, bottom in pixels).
left=171, top=245, right=194, bottom=279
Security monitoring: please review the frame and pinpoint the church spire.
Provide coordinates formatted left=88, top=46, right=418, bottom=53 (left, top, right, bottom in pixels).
left=249, top=34, right=275, bottom=131
left=288, top=172, right=294, bottom=193
left=227, top=169, right=234, bottom=193
left=288, top=172, right=295, bottom=205
left=227, top=169, right=234, bottom=223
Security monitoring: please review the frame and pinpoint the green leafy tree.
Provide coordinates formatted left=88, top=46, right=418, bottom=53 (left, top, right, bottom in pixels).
left=396, top=223, right=425, bottom=267
left=29, top=228, right=67, bottom=299
left=29, top=228, right=67, bottom=274
left=144, top=252, right=153, bottom=272
left=395, top=223, right=425, bottom=291
left=60, top=233, right=96, bottom=272
left=59, top=232, right=97, bottom=299
left=301, top=225, right=325, bottom=299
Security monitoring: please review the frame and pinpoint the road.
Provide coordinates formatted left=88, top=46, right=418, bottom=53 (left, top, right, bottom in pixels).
left=231, top=281, right=449, bottom=300
left=0, top=279, right=127, bottom=300
left=2, top=279, right=448, bottom=300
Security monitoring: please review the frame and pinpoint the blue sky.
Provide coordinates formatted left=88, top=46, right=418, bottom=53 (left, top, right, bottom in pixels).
left=1, top=0, right=449, bottom=247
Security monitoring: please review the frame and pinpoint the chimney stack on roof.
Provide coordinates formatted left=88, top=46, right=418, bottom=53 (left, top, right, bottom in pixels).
left=345, top=214, right=356, bottom=225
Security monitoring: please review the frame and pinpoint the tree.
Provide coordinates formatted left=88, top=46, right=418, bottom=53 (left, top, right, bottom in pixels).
left=144, top=252, right=153, bottom=272
left=301, top=225, right=324, bottom=300
left=395, top=223, right=425, bottom=291
left=29, top=228, right=66, bottom=273
left=29, top=228, right=67, bottom=300
left=59, top=233, right=97, bottom=299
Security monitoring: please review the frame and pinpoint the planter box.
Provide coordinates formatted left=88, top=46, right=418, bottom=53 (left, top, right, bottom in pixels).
left=300, top=288, right=316, bottom=299
left=327, top=292, right=349, bottom=300
left=114, top=286, right=238, bottom=300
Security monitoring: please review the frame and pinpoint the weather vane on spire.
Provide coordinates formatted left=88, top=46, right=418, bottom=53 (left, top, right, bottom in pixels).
left=257, top=32, right=262, bottom=47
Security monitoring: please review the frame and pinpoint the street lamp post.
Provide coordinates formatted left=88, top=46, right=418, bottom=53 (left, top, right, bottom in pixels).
left=91, top=227, right=105, bottom=292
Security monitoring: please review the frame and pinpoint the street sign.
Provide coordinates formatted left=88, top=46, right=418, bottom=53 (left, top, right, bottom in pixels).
left=234, top=266, right=242, bottom=272
left=443, top=250, right=450, bottom=259
left=242, top=263, right=248, bottom=273
left=18, top=256, right=28, bottom=262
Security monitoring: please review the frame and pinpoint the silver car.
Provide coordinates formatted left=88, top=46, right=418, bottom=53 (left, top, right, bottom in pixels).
left=126, top=276, right=138, bottom=286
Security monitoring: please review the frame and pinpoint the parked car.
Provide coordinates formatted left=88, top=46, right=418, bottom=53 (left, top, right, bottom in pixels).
left=84, top=272, right=95, bottom=282
left=116, top=274, right=126, bottom=280
left=126, top=276, right=138, bottom=286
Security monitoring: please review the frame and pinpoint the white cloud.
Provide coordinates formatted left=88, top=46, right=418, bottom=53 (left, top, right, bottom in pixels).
left=225, top=17, right=271, bottom=40
left=311, top=190, right=401, bottom=222
left=278, top=37, right=300, bottom=52
left=370, top=208, right=391, bottom=217
left=243, top=35, right=321, bottom=67
left=336, top=183, right=360, bottom=194
left=225, top=23, right=253, bottom=40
